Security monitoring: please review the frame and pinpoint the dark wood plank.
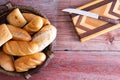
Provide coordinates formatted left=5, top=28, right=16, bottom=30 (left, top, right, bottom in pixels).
left=35, top=51, right=120, bottom=80
left=1, top=51, right=120, bottom=80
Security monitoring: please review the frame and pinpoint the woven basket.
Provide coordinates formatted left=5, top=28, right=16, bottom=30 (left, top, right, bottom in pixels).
left=0, top=2, right=54, bottom=79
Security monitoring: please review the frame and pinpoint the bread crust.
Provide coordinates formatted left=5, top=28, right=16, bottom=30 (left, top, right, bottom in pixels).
left=32, top=25, right=57, bottom=52
left=22, top=13, right=50, bottom=26
left=0, top=24, right=12, bottom=46
left=24, top=16, right=43, bottom=33
left=7, top=8, right=27, bottom=27
left=14, top=52, right=46, bottom=72
left=0, top=51, right=14, bottom=71
left=3, top=41, right=38, bottom=56
left=7, top=24, right=31, bottom=41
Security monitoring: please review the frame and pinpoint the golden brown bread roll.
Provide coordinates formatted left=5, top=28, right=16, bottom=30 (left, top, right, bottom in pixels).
left=23, top=16, right=43, bottom=33
left=22, top=13, right=50, bottom=26
left=0, top=24, right=12, bottom=46
left=0, top=51, right=14, bottom=71
left=7, top=8, right=27, bottom=28
left=3, top=41, right=38, bottom=56
left=42, top=18, right=51, bottom=26
left=14, top=52, right=46, bottom=72
left=7, top=24, right=31, bottom=41
left=22, top=13, right=38, bottom=22
left=32, top=25, right=57, bottom=52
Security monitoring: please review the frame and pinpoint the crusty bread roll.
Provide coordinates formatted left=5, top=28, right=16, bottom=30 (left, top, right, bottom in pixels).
left=0, top=51, right=14, bottom=71
left=0, top=24, right=12, bottom=46
left=7, top=24, right=31, bottom=41
left=22, top=13, right=38, bottom=22
left=7, top=8, right=27, bottom=28
left=42, top=18, right=51, bottom=26
left=32, top=25, right=57, bottom=52
left=22, top=13, right=50, bottom=26
left=3, top=41, right=38, bottom=56
left=23, top=16, right=43, bottom=33
left=14, top=52, right=46, bottom=72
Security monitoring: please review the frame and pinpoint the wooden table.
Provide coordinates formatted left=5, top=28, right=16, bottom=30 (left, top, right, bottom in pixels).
left=1, top=0, right=120, bottom=80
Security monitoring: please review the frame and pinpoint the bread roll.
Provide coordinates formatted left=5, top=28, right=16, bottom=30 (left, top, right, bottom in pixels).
left=3, top=41, right=38, bottom=56
left=23, top=16, right=43, bottom=33
left=22, top=13, right=50, bottom=26
left=0, top=51, right=14, bottom=71
left=22, top=13, right=38, bottom=22
left=0, top=24, right=12, bottom=46
left=32, top=25, right=57, bottom=52
left=14, top=52, right=46, bottom=72
left=7, top=24, right=31, bottom=41
left=42, top=18, right=51, bottom=26
left=7, top=8, right=27, bottom=28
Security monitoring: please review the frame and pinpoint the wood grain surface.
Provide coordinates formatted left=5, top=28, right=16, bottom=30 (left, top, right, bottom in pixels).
left=1, top=0, right=120, bottom=80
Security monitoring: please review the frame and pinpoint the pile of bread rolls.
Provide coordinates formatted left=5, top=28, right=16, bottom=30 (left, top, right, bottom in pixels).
left=0, top=8, right=57, bottom=72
